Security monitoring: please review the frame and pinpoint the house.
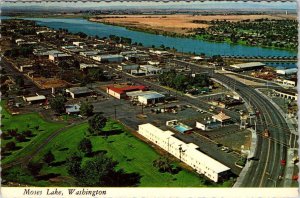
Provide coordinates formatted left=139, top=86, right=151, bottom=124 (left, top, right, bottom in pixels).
left=23, top=95, right=46, bottom=104
left=65, top=104, right=81, bottom=115
left=106, top=85, right=147, bottom=99
left=66, top=87, right=93, bottom=99
left=138, top=123, right=230, bottom=182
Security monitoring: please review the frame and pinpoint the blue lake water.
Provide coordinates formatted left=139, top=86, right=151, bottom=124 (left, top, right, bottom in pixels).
left=1, top=16, right=297, bottom=68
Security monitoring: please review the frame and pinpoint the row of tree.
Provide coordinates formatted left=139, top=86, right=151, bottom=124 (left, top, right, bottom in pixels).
left=159, top=70, right=211, bottom=92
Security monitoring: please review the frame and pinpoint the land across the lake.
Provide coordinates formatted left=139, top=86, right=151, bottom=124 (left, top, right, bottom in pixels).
left=89, top=14, right=297, bottom=51
left=89, top=14, right=297, bottom=35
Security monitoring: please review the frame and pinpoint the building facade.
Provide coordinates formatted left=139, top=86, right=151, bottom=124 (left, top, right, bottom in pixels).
left=138, top=123, right=230, bottom=182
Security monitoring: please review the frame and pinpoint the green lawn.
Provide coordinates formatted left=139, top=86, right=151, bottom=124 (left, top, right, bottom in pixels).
left=1, top=101, right=66, bottom=165
left=29, top=120, right=214, bottom=187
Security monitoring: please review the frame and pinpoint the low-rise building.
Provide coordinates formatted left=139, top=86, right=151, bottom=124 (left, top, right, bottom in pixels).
left=138, top=92, right=165, bottom=105
left=65, top=104, right=81, bottom=114
left=80, top=63, right=100, bottom=70
left=73, top=41, right=85, bottom=47
left=276, top=68, right=298, bottom=75
left=212, top=111, right=231, bottom=126
left=80, top=51, right=99, bottom=57
left=140, top=65, right=162, bottom=75
left=274, top=88, right=298, bottom=101
left=66, top=87, right=93, bottom=99
left=117, top=64, right=139, bottom=72
left=106, top=85, right=147, bottom=99
left=23, top=95, right=46, bottom=104
left=49, top=53, right=72, bottom=62
left=230, top=62, right=265, bottom=71
left=93, top=54, right=123, bottom=63
left=138, top=123, right=230, bottom=182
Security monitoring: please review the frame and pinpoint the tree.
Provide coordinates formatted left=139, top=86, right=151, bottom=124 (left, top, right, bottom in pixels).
left=79, top=153, right=118, bottom=186
left=80, top=102, right=94, bottom=117
left=22, top=130, right=33, bottom=137
left=78, top=138, right=93, bottom=156
left=50, top=96, right=66, bottom=114
left=5, top=141, right=16, bottom=151
left=7, top=129, right=18, bottom=137
left=27, top=162, right=43, bottom=176
left=88, top=113, right=107, bottom=135
left=66, top=153, right=82, bottom=178
left=43, top=150, right=55, bottom=164
left=15, top=134, right=26, bottom=142
left=153, top=157, right=173, bottom=173
left=87, top=68, right=105, bottom=81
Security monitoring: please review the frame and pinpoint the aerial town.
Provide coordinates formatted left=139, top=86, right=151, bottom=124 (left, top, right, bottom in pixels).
left=0, top=2, right=298, bottom=191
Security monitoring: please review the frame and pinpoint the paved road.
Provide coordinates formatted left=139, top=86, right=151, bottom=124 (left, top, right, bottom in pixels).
left=175, top=59, right=297, bottom=187
left=214, top=73, right=293, bottom=187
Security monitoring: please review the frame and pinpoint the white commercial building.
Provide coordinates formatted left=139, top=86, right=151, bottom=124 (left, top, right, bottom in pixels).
left=276, top=68, right=297, bottom=75
left=138, top=92, right=165, bottom=105
left=230, top=62, right=265, bottom=70
left=92, top=54, right=123, bottom=63
left=138, top=123, right=230, bottom=182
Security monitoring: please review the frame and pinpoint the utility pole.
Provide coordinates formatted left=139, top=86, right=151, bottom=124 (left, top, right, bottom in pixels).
left=114, top=105, right=117, bottom=119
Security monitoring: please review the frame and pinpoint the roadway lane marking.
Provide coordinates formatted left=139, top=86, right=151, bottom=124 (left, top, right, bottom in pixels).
left=259, top=138, right=271, bottom=187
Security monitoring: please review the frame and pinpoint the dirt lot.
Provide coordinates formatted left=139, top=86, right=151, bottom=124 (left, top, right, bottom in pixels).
left=90, top=14, right=297, bottom=35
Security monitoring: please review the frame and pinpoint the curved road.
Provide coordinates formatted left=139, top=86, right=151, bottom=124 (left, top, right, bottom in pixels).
left=214, top=73, right=295, bottom=187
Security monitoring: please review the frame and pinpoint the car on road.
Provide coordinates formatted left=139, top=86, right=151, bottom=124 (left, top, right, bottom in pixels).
left=280, top=159, right=286, bottom=166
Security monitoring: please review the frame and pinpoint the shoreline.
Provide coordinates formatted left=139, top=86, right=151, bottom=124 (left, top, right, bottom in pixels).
left=89, top=18, right=297, bottom=53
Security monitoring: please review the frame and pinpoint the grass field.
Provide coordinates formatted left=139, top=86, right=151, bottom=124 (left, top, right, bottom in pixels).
left=28, top=121, right=213, bottom=187
left=1, top=101, right=66, bottom=165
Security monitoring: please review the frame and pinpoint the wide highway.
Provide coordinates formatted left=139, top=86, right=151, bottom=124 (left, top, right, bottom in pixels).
left=213, top=73, right=296, bottom=187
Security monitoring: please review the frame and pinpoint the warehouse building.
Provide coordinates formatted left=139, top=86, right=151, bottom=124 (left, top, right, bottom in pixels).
left=93, top=54, right=123, bottom=63
left=106, top=85, right=147, bottom=99
left=117, top=64, right=140, bottom=73
left=138, top=123, right=230, bottom=182
left=80, top=51, right=99, bottom=57
left=138, top=92, right=165, bottom=105
left=49, top=53, right=72, bottom=62
left=276, top=68, right=298, bottom=75
left=66, top=87, right=93, bottom=99
left=230, top=62, right=265, bottom=71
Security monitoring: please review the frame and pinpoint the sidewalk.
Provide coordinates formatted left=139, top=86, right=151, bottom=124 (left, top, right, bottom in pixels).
left=233, top=129, right=257, bottom=187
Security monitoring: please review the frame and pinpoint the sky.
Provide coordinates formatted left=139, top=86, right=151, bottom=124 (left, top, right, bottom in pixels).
left=1, top=1, right=297, bottom=11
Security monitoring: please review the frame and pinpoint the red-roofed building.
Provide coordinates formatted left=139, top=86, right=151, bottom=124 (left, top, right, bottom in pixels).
left=107, top=85, right=147, bottom=99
